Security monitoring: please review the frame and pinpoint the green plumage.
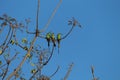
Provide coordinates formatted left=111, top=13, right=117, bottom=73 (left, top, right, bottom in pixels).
left=51, top=33, right=56, bottom=47
left=57, top=33, right=61, bottom=48
left=57, top=33, right=62, bottom=53
left=46, top=33, right=51, bottom=47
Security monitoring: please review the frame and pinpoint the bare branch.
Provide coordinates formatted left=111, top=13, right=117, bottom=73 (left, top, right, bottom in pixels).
left=91, top=65, right=95, bottom=79
left=63, top=63, right=74, bottom=80
left=29, top=64, right=44, bottom=80
left=43, top=46, right=54, bottom=66
left=2, top=64, right=9, bottom=80
left=40, top=0, right=62, bottom=33
left=36, top=0, right=40, bottom=30
left=0, top=64, right=7, bottom=69
left=0, top=26, right=4, bottom=34
left=2, top=28, right=14, bottom=54
left=61, top=26, right=74, bottom=40
left=50, top=66, right=60, bottom=78
left=0, top=27, right=11, bottom=48
left=91, top=65, right=99, bottom=80
left=10, top=52, right=18, bottom=62
left=6, top=36, right=37, bottom=80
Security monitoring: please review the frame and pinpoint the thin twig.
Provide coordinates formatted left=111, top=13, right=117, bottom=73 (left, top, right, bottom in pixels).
left=0, top=52, right=18, bottom=69
left=38, top=34, right=46, bottom=39
left=40, top=0, right=62, bottom=33
left=0, top=64, right=7, bottom=69
left=0, top=26, right=4, bottom=34
left=0, top=26, right=11, bottom=47
left=1, top=51, right=18, bottom=80
left=29, top=64, right=44, bottom=80
left=6, top=36, right=37, bottom=80
left=26, top=31, right=35, bottom=34
left=61, top=26, right=74, bottom=40
left=50, top=66, right=60, bottom=78
left=43, top=46, right=54, bottom=66
left=10, top=52, right=18, bottom=62
left=29, top=68, right=39, bottom=80
left=2, top=64, right=9, bottom=80
left=91, top=65, right=95, bottom=79
left=36, top=0, right=40, bottom=30
left=2, top=28, right=14, bottom=54
left=63, top=63, right=74, bottom=80
left=30, top=46, right=55, bottom=80
left=91, top=65, right=99, bottom=80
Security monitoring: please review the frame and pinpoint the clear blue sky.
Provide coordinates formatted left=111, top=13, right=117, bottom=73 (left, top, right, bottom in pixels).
left=0, top=0, right=120, bottom=80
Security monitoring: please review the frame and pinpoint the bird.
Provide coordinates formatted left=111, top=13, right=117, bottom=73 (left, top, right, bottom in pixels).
left=57, top=33, right=62, bottom=48
left=57, top=33, right=62, bottom=53
left=46, top=32, right=51, bottom=47
left=50, top=33, right=56, bottom=47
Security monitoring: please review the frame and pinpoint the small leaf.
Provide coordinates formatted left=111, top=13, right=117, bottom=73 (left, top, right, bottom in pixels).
left=22, top=38, right=28, bottom=44
left=30, top=62, right=35, bottom=66
left=10, top=40, right=15, bottom=45
left=23, top=46, right=28, bottom=50
left=31, top=69, right=36, bottom=74
left=26, top=53, right=30, bottom=57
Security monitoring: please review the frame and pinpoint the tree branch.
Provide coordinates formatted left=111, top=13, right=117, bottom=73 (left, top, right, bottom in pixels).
left=61, top=26, right=74, bottom=40
left=50, top=66, right=60, bottom=78
left=40, top=0, right=62, bottom=33
left=43, top=46, right=54, bottom=66
left=36, top=0, right=40, bottom=30
left=0, top=26, right=11, bottom=48
left=6, top=36, right=37, bottom=80
left=63, top=63, right=74, bottom=80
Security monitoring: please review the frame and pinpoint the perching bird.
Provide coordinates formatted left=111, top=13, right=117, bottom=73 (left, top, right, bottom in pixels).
left=51, top=33, right=56, bottom=47
left=57, top=33, right=61, bottom=48
left=57, top=33, right=62, bottom=53
left=46, top=32, right=51, bottom=47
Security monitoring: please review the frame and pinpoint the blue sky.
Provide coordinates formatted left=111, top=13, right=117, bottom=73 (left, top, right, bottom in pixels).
left=0, top=0, right=120, bottom=80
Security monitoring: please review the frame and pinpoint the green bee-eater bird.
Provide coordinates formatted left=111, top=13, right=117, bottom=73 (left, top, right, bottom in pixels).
left=57, top=33, right=62, bottom=53
left=57, top=33, right=61, bottom=48
left=51, top=33, right=56, bottom=47
left=46, top=32, right=51, bottom=47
